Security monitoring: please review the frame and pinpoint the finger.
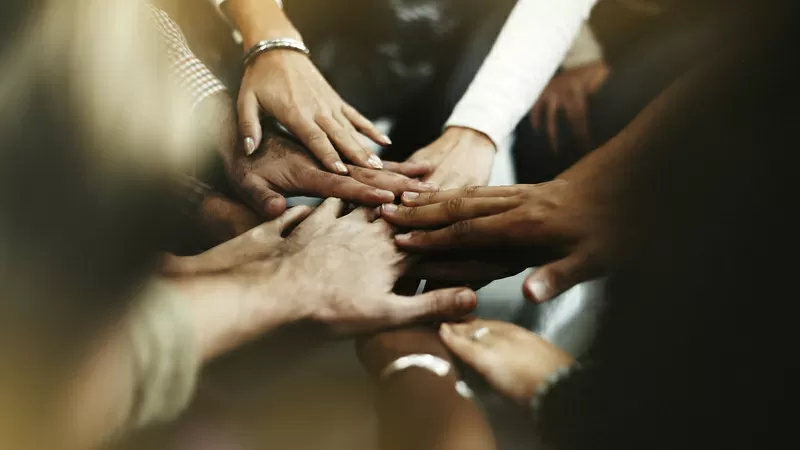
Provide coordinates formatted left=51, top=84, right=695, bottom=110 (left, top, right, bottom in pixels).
left=302, top=170, right=395, bottom=204
left=563, top=92, right=590, bottom=150
left=530, top=98, right=545, bottom=130
left=237, top=93, right=262, bottom=155
left=308, top=197, right=348, bottom=220
left=382, top=160, right=433, bottom=178
left=348, top=166, right=438, bottom=196
left=394, top=214, right=512, bottom=251
left=239, top=174, right=287, bottom=219
left=269, top=205, right=314, bottom=235
left=401, top=185, right=519, bottom=206
left=380, top=197, right=516, bottom=228
left=342, top=103, right=391, bottom=146
left=291, top=116, right=348, bottom=174
left=523, top=253, right=600, bottom=304
left=385, top=288, right=478, bottom=326
left=344, top=206, right=381, bottom=222
left=439, top=324, right=486, bottom=367
left=546, top=97, right=560, bottom=152
left=319, top=113, right=378, bottom=169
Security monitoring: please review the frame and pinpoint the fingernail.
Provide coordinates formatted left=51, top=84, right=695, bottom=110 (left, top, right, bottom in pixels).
left=382, top=134, right=393, bottom=145
left=334, top=162, right=348, bottom=174
left=527, top=278, right=552, bottom=303
left=375, top=189, right=395, bottom=200
left=244, top=137, right=256, bottom=155
left=456, top=290, right=475, bottom=308
left=418, top=182, right=438, bottom=191
left=395, top=232, right=414, bottom=243
left=381, top=203, right=397, bottom=213
left=439, top=323, right=452, bottom=335
left=402, top=192, right=419, bottom=201
left=368, top=155, right=384, bottom=169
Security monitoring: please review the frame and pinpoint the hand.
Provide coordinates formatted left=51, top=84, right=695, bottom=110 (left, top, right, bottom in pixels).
left=194, top=192, right=262, bottom=247
left=274, top=198, right=479, bottom=335
left=225, top=125, right=439, bottom=218
left=407, top=127, right=496, bottom=190
left=380, top=181, right=608, bottom=303
left=406, top=249, right=530, bottom=290
left=238, top=50, right=390, bottom=173
left=530, top=61, right=610, bottom=152
left=439, top=319, right=574, bottom=405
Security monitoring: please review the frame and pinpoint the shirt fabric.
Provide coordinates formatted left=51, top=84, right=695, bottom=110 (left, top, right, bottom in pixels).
left=145, top=4, right=228, bottom=111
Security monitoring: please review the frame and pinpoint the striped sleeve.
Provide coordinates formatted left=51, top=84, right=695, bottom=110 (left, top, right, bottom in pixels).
left=145, top=4, right=227, bottom=111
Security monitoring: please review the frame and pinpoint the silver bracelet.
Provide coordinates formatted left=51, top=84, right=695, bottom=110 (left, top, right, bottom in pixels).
left=243, top=38, right=310, bottom=67
left=380, top=354, right=452, bottom=381
left=379, top=354, right=476, bottom=400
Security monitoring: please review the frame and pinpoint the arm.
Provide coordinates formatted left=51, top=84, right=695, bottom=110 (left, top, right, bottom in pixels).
left=445, top=0, right=598, bottom=147
left=358, top=327, right=497, bottom=450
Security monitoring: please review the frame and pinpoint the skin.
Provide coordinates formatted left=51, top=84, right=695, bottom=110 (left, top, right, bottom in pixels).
left=63, top=200, right=480, bottom=449
left=199, top=93, right=437, bottom=219
left=439, top=319, right=575, bottom=405
left=357, top=327, right=497, bottom=450
left=530, top=61, right=610, bottom=152
left=380, top=67, right=704, bottom=303
left=224, top=0, right=389, bottom=172
left=221, top=0, right=496, bottom=191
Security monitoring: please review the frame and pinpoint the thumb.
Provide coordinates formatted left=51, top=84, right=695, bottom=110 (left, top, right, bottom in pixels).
left=387, top=288, right=477, bottom=325
left=237, top=92, right=263, bottom=155
left=523, top=253, right=598, bottom=303
left=240, top=175, right=287, bottom=219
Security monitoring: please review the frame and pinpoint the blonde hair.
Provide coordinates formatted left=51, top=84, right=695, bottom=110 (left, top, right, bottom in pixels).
left=0, top=1, right=199, bottom=447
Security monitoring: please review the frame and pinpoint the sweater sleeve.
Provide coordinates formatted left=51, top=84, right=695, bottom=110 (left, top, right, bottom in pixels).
left=445, top=0, right=597, bottom=147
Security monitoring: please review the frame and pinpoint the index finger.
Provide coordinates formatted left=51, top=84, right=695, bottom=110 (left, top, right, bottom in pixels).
left=394, top=214, right=514, bottom=250
left=380, top=197, right=516, bottom=228
left=401, top=185, right=520, bottom=206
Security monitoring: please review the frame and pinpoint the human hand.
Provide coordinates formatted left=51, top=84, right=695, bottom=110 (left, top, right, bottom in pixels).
left=530, top=61, right=610, bottom=152
left=381, top=181, right=608, bottom=303
left=407, top=127, right=495, bottom=190
left=194, top=192, right=262, bottom=247
left=224, top=125, right=438, bottom=218
left=439, top=319, right=574, bottom=405
left=238, top=50, right=390, bottom=173
left=275, top=198, right=478, bottom=335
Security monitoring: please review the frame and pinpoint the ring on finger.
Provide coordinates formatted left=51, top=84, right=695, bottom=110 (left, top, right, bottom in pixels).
left=471, top=327, right=490, bottom=342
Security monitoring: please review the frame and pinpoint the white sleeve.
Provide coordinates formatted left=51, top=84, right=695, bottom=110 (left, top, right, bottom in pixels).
left=445, top=0, right=598, bottom=147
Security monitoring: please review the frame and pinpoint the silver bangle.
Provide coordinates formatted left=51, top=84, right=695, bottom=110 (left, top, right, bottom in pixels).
left=380, top=354, right=452, bottom=381
left=243, top=38, right=310, bottom=67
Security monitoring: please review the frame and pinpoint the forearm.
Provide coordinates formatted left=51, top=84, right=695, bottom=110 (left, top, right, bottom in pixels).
left=60, top=273, right=299, bottom=448
left=221, top=0, right=301, bottom=47
left=360, top=327, right=496, bottom=450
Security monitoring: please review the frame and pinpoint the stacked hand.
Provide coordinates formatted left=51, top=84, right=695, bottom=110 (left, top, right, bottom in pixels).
left=380, top=181, right=608, bottom=303
left=439, top=319, right=574, bottom=404
left=406, top=127, right=496, bottom=190
left=224, top=123, right=439, bottom=218
left=166, top=199, right=478, bottom=340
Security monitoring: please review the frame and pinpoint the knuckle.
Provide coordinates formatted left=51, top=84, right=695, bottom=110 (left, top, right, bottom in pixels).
left=462, top=186, right=480, bottom=197
left=444, top=197, right=464, bottom=217
left=451, top=220, right=471, bottom=236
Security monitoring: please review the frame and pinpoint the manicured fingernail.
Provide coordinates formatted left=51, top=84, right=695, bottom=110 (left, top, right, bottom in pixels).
left=418, top=182, right=438, bottom=191
left=244, top=137, right=255, bottom=155
left=402, top=191, right=419, bottom=201
left=334, top=162, right=348, bottom=174
left=456, top=290, right=475, bottom=308
left=382, top=134, right=392, bottom=145
left=375, top=189, right=394, bottom=200
left=381, top=203, right=397, bottom=213
left=527, top=278, right=552, bottom=303
left=368, top=155, right=384, bottom=169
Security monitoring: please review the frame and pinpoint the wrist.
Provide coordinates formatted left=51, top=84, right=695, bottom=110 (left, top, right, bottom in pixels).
left=357, top=327, right=453, bottom=379
left=163, top=260, right=302, bottom=361
left=444, top=126, right=496, bottom=153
